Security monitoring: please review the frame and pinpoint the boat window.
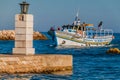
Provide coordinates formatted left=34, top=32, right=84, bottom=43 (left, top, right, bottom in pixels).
left=79, top=27, right=81, bottom=30
left=89, top=33, right=91, bottom=35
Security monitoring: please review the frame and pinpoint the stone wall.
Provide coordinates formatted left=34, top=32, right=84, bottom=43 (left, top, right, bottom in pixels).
left=0, top=54, right=72, bottom=74
left=0, top=30, right=47, bottom=40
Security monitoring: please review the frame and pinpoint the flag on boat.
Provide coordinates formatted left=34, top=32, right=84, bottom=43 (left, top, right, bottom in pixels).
left=98, top=21, right=103, bottom=28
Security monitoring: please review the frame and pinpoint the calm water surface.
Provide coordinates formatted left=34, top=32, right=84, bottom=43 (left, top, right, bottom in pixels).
left=0, top=33, right=120, bottom=80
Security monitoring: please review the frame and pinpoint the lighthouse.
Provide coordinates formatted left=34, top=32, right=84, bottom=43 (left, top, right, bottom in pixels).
left=13, top=1, right=35, bottom=55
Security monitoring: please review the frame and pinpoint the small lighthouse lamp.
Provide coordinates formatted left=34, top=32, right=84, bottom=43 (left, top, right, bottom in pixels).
left=19, top=0, right=29, bottom=14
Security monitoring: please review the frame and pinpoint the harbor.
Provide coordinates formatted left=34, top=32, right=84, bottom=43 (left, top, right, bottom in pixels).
left=0, top=0, right=120, bottom=80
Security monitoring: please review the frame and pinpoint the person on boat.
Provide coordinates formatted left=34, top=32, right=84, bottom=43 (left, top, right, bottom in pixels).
left=76, top=30, right=82, bottom=36
left=71, top=30, right=82, bottom=39
left=57, top=27, right=61, bottom=31
left=93, top=34, right=96, bottom=39
left=49, top=27, right=56, bottom=42
left=76, top=30, right=83, bottom=37
left=50, top=27, right=55, bottom=31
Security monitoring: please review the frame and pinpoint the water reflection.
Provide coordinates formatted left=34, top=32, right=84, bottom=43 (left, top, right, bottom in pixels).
left=0, top=70, right=72, bottom=80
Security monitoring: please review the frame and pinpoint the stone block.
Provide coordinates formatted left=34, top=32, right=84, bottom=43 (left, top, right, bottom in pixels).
left=15, top=34, right=33, bottom=40
left=13, top=48, right=35, bottom=55
left=15, top=21, right=33, bottom=28
left=15, top=40, right=33, bottom=48
left=15, top=14, right=33, bottom=22
left=15, top=27, right=33, bottom=35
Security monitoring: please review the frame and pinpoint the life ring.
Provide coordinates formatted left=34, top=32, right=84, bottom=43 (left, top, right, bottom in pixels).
left=62, top=40, right=66, bottom=44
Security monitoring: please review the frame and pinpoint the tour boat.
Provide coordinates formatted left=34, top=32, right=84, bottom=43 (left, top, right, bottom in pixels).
left=48, top=12, right=114, bottom=47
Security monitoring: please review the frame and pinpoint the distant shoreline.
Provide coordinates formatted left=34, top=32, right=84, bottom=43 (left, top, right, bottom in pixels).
left=0, top=30, right=47, bottom=40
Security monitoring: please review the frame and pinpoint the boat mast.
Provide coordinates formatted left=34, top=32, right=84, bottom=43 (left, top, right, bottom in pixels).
left=73, top=10, right=79, bottom=25
left=73, top=10, right=81, bottom=30
left=75, top=11, right=79, bottom=21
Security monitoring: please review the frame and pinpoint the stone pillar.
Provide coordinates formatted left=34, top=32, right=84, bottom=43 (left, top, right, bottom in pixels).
left=13, top=14, right=35, bottom=55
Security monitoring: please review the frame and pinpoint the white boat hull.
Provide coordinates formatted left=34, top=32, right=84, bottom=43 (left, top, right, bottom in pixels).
left=56, top=37, right=86, bottom=46
left=56, top=37, right=113, bottom=47
left=55, top=31, right=113, bottom=47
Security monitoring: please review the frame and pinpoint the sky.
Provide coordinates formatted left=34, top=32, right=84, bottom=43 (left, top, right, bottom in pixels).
left=0, top=0, right=120, bottom=33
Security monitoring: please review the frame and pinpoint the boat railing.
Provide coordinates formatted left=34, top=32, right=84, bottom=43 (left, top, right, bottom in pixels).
left=86, top=28, right=113, bottom=39
left=94, top=35, right=113, bottom=39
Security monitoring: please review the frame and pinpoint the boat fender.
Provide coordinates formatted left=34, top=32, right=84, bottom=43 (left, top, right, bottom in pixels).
left=112, top=36, right=115, bottom=39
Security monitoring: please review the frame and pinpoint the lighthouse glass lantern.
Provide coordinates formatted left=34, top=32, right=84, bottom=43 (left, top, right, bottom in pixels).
left=20, top=1, right=29, bottom=14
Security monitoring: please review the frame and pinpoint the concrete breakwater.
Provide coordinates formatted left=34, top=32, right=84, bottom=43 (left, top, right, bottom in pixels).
left=0, top=30, right=47, bottom=40
left=0, top=54, right=72, bottom=74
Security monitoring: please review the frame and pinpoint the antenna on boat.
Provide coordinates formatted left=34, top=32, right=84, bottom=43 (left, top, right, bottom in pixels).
left=75, top=9, right=79, bottom=21
left=76, top=11, right=79, bottom=17
left=73, top=9, right=80, bottom=26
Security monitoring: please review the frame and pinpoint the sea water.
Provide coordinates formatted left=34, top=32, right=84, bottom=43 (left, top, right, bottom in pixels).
left=0, top=33, right=120, bottom=80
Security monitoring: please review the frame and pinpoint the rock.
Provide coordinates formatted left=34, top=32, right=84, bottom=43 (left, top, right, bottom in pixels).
left=0, top=30, right=47, bottom=40
left=107, top=48, right=120, bottom=54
